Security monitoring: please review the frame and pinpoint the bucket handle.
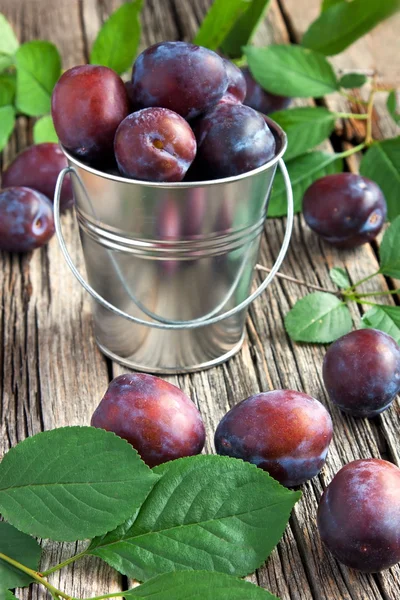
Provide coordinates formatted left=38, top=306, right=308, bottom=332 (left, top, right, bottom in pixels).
left=54, top=158, right=293, bottom=330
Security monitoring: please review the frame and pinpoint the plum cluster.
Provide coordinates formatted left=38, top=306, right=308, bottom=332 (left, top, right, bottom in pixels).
left=51, top=42, right=277, bottom=183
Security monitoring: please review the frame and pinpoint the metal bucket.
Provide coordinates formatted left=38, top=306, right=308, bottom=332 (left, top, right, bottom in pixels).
left=54, top=116, right=293, bottom=374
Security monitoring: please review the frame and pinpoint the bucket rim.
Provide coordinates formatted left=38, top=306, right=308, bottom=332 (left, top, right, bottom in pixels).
left=60, top=115, right=287, bottom=189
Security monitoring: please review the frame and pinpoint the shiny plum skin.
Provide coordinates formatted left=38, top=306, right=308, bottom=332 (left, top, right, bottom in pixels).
left=323, top=329, right=400, bottom=418
left=130, top=42, right=228, bottom=119
left=222, top=59, right=247, bottom=103
left=303, top=173, right=387, bottom=248
left=214, top=390, right=333, bottom=487
left=2, top=143, right=73, bottom=211
left=242, top=68, right=291, bottom=114
left=114, top=107, right=196, bottom=182
left=91, top=373, right=206, bottom=467
left=318, top=459, right=400, bottom=572
left=0, top=187, right=55, bottom=252
left=194, top=103, right=276, bottom=179
left=51, top=65, right=129, bottom=161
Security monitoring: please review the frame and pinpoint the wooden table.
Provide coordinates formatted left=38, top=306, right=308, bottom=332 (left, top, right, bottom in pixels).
left=1, top=1, right=399, bottom=599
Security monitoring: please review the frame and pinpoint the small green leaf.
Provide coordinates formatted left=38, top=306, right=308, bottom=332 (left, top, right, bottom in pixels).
left=4, top=592, right=17, bottom=600
left=338, top=73, right=367, bottom=89
left=360, top=138, right=400, bottom=221
left=361, top=305, right=400, bottom=344
left=0, top=14, right=19, bottom=67
left=387, top=90, right=400, bottom=125
left=194, top=0, right=251, bottom=51
left=0, top=426, right=158, bottom=542
left=302, top=0, right=400, bottom=56
left=379, top=216, right=400, bottom=278
left=221, top=0, right=272, bottom=58
left=124, top=571, right=278, bottom=599
left=244, top=45, right=338, bottom=98
left=268, top=151, right=343, bottom=217
left=90, top=1, right=143, bottom=75
left=0, top=105, right=15, bottom=152
left=329, top=267, right=350, bottom=289
left=321, top=0, right=343, bottom=11
left=89, top=454, right=300, bottom=581
left=33, top=115, right=58, bottom=144
left=15, top=41, right=61, bottom=117
left=0, top=522, right=42, bottom=589
left=0, top=74, right=16, bottom=106
left=285, top=292, right=353, bottom=343
left=270, top=107, right=336, bottom=161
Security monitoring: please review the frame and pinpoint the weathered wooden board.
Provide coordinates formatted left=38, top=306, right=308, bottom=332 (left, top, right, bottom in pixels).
left=0, top=1, right=399, bottom=599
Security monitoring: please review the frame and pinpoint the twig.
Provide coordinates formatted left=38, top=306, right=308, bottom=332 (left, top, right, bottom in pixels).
left=255, top=265, right=340, bottom=294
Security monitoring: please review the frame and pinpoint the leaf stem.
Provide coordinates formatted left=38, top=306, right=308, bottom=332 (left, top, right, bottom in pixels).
left=334, top=112, right=368, bottom=120
left=346, top=270, right=380, bottom=292
left=339, top=90, right=369, bottom=105
left=255, top=265, right=340, bottom=294
left=356, top=288, right=400, bottom=298
left=366, top=87, right=376, bottom=145
left=353, top=298, right=379, bottom=307
left=41, top=550, right=88, bottom=577
left=335, top=142, right=366, bottom=159
left=0, top=553, right=75, bottom=600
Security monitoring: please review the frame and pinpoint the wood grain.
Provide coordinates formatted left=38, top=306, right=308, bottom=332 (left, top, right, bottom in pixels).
left=0, top=1, right=399, bottom=599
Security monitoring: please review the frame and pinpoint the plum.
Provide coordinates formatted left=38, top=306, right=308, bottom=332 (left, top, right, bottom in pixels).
left=323, top=329, right=400, bottom=418
left=214, top=390, right=333, bottom=487
left=222, top=59, right=246, bottom=103
left=91, top=373, right=205, bottom=467
left=303, top=173, right=387, bottom=248
left=318, top=458, right=400, bottom=572
left=114, top=107, right=196, bottom=182
left=2, top=143, right=73, bottom=211
left=130, top=41, right=228, bottom=119
left=0, top=187, right=55, bottom=252
left=193, top=102, right=276, bottom=179
left=51, top=65, right=129, bottom=161
left=242, top=67, right=291, bottom=114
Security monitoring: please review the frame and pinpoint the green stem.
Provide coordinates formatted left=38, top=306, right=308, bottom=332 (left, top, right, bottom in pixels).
left=366, top=87, right=376, bottom=145
left=353, top=298, right=379, bottom=307
left=84, top=593, right=127, bottom=600
left=335, top=142, right=366, bottom=160
left=339, top=90, right=369, bottom=105
left=346, top=270, right=380, bottom=292
left=356, top=288, right=400, bottom=298
left=42, top=550, right=88, bottom=577
left=0, top=553, right=75, bottom=600
left=334, top=112, right=368, bottom=120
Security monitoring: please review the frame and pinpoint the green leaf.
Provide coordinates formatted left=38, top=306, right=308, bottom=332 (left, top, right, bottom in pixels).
left=0, top=14, right=19, bottom=68
left=0, top=426, right=158, bottom=542
left=361, top=305, right=400, bottom=344
left=268, top=151, right=343, bottom=217
left=0, top=106, right=15, bottom=152
left=194, top=0, right=251, bottom=51
left=15, top=41, right=61, bottom=117
left=221, top=0, right=272, bottom=58
left=329, top=267, right=350, bottom=289
left=0, top=74, right=16, bottom=106
left=244, top=45, right=338, bottom=98
left=285, top=292, right=353, bottom=343
left=0, top=522, right=42, bottom=589
left=379, top=216, right=400, bottom=278
left=124, top=571, right=278, bottom=599
left=90, top=1, right=143, bottom=75
left=33, top=115, right=58, bottom=144
left=4, top=592, right=17, bottom=600
left=338, top=73, right=367, bottom=89
left=302, top=0, right=400, bottom=56
left=387, top=90, right=400, bottom=125
left=270, top=107, right=336, bottom=161
left=321, top=0, right=343, bottom=11
left=89, top=454, right=300, bottom=581
left=360, top=138, right=400, bottom=221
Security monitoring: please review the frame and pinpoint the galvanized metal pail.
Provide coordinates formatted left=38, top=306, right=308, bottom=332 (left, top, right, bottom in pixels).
left=54, top=117, right=293, bottom=374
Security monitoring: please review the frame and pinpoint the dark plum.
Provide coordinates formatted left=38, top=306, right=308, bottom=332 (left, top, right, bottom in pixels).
left=194, top=102, right=276, bottom=179
left=303, top=173, right=387, bottom=248
left=130, top=42, right=228, bottom=119
left=0, top=187, right=55, bottom=252
left=323, top=329, right=400, bottom=418
left=222, top=59, right=246, bottom=103
left=242, top=67, right=291, bottom=114
left=91, top=373, right=205, bottom=467
left=51, top=65, right=130, bottom=161
left=114, top=107, right=196, bottom=182
left=3, top=143, right=73, bottom=211
left=318, top=459, right=400, bottom=572
left=214, top=390, right=333, bottom=487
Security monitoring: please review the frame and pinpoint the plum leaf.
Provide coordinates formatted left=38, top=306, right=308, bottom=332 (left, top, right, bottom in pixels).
left=33, top=115, right=58, bottom=144
left=221, top=0, right=272, bottom=58
left=0, top=522, right=42, bottom=589
left=338, top=73, right=367, bottom=89
left=194, top=0, right=251, bottom=51
left=329, top=267, right=351, bottom=289
left=0, top=106, right=15, bottom=152
left=0, top=426, right=158, bottom=542
left=379, top=216, right=400, bottom=278
left=387, top=90, right=400, bottom=125
left=0, top=14, right=19, bottom=69
left=88, top=454, right=300, bottom=581
left=361, top=305, right=400, bottom=344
